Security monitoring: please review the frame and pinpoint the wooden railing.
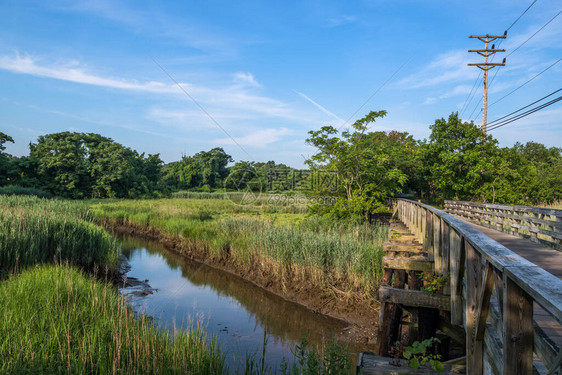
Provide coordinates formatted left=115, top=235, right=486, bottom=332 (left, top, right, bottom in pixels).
left=445, top=200, right=562, bottom=251
left=393, top=198, right=562, bottom=375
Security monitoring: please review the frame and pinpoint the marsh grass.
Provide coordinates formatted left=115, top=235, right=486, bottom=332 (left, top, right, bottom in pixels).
left=0, top=264, right=224, bottom=374
left=92, top=199, right=387, bottom=295
left=0, top=195, right=120, bottom=277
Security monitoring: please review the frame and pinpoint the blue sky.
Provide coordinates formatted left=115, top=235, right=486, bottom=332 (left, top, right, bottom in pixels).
left=1, top=0, right=561, bottom=167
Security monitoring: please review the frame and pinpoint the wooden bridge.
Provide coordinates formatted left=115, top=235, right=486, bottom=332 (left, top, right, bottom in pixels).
left=359, top=199, right=562, bottom=375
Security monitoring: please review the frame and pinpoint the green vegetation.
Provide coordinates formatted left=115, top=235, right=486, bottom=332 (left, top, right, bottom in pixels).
left=0, top=185, right=53, bottom=198
left=279, top=336, right=353, bottom=375
left=306, top=110, right=417, bottom=220
left=0, top=265, right=224, bottom=374
left=420, top=272, right=449, bottom=296
left=3, top=112, right=561, bottom=217
left=0, top=195, right=120, bottom=277
left=91, top=198, right=388, bottom=294
left=401, top=338, right=444, bottom=373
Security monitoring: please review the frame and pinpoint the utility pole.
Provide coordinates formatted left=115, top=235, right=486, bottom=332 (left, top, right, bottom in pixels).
left=468, top=33, right=507, bottom=134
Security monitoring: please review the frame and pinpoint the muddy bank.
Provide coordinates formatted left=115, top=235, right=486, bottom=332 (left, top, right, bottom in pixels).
left=105, top=220, right=381, bottom=348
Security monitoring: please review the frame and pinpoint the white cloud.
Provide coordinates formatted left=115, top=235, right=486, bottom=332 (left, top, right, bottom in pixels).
left=398, top=50, right=478, bottom=89
left=214, top=128, right=293, bottom=148
left=0, top=52, right=325, bottom=124
left=233, top=72, right=261, bottom=87
left=423, top=97, right=437, bottom=105
left=327, top=15, right=357, bottom=27
left=0, top=53, right=178, bottom=93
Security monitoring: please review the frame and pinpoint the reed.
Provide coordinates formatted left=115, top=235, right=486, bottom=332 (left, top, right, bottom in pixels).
left=91, top=198, right=387, bottom=295
left=0, top=195, right=120, bottom=277
left=0, top=264, right=224, bottom=374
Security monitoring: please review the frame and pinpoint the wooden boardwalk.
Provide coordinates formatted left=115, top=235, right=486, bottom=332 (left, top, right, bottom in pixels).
left=364, top=199, right=562, bottom=375
left=461, top=220, right=562, bottom=347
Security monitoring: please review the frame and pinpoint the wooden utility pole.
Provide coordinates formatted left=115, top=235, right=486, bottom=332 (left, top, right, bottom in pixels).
left=468, top=33, right=507, bottom=134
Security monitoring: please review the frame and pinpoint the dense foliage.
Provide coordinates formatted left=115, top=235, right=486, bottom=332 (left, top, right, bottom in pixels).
left=306, top=110, right=418, bottom=219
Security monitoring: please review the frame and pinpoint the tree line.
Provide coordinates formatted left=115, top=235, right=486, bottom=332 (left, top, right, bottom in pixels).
left=1, top=111, right=561, bottom=217
left=306, top=111, right=562, bottom=219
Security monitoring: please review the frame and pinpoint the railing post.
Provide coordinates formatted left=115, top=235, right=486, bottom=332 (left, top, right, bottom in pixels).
left=503, top=273, right=534, bottom=375
left=449, top=229, right=463, bottom=325
left=465, top=241, right=483, bottom=374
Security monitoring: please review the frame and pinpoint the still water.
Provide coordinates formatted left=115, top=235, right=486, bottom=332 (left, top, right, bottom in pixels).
left=118, top=235, right=361, bottom=370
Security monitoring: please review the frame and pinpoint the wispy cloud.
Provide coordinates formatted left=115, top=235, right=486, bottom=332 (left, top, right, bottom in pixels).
left=0, top=52, right=325, bottom=123
left=214, top=128, right=293, bottom=148
left=327, top=15, right=357, bottom=27
left=293, top=90, right=345, bottom=124
left=0, top=53, right=178, bottom=93
left=233, top=72, right=261, bottom=87
left=398, top=50, right=478, bottom=89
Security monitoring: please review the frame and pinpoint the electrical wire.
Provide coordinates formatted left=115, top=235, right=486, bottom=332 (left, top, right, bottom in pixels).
left=489, top=59, right=561, bottom=108
left=488, top=94, right=562, bottom=131
left=460, top=0, right=539, bottom=116
left=486, top=87, right=562, bottom=127
left=470, top=7, right=560, bottom=122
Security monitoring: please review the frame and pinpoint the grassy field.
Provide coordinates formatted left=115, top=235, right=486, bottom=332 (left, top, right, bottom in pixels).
left=0, top=265, right=224, bottom=374
left=0, top=195, right=227, bottom=374
left=0, top=194, right=379, bottom=373
left=91, top=198, right=388, bottom=295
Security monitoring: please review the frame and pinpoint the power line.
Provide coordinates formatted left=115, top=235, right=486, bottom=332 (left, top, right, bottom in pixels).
left=506, top=0, right=539, bottom=31
left=472, top=58, right=560, bottom=121
left=459, top=0, right=539, bottom=116
left=506, top=10, right=562, bottom=58
left=488, top=94, right=562, bottom=131
left=487, top=86, right=562, bottom=127
left=469, top=6, right=559, bottom=122
left=336, top=54, right=413, bottom=131
left=489, top=58, right=561, bottom=107
left=459, top=70, right=482, bottom=116
left=150, top=56, right=253, bottom=159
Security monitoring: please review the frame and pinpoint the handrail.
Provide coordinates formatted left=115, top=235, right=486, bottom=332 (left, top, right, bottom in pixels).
left=393, top=198, right=562, bottom=374
left=445, top=200, right=562, bottom=251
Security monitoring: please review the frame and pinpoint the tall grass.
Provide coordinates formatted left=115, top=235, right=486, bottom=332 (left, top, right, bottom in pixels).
left=0, top=265, right=224, bottom=374
left=542, top=200, right=562, bottom=209
left=92, top=199, right=387, bottom=294
left=0, top=195, right=120, bottom=277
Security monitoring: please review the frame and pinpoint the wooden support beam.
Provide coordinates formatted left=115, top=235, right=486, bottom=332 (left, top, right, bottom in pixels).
left=466, top=241, right=484, bottom=375
left=449, top=230, right=464, bottom=325
left=441, top=220, right=450, bottom=275
left=377, top=269, right=406, bottom=356
left=383, top=242, right=425, bottom=253
left=382, top=257, right=434, bottom=273
left=389, top=238, right=420, bottom=247
left=475, top=261, right=495, bottom=341
left=437, top=315, right=466, bottom=344
left=533, top=322, right=560, bottom=371
left=377, top=285, right=451, bottom=310
left=433, top=214, right=442, bottom=274
left=503, top=274, right=534, bottom=375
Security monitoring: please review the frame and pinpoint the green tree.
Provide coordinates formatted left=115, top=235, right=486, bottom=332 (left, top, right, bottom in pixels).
left=163, top=148, right=232, bottom=191
left=30, top=132, right=163, bottom=198
left=420, top=113, right=501, bottom=202
left=306, top=110, right=412, bottom=220
left=0, top=132, right=15, bottom=186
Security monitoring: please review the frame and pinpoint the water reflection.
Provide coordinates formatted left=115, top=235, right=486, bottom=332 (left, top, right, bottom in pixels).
left=118, top=235, right=360, bottom=370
